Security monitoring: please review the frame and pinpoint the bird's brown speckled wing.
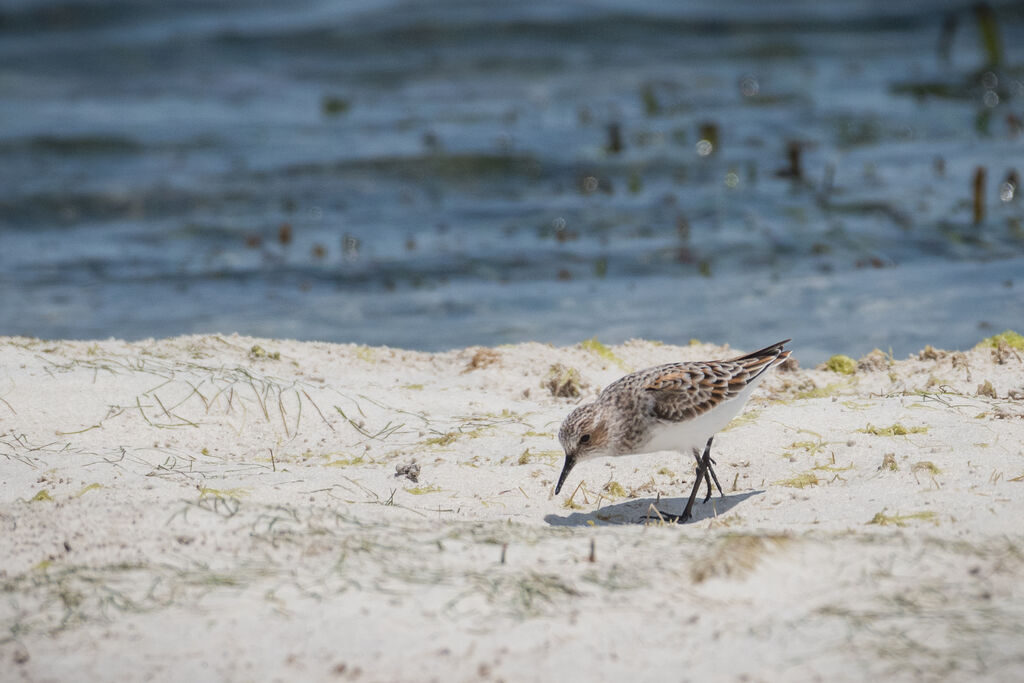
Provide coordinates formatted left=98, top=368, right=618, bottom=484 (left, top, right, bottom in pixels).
left=642, top=340, right=790, bottom=422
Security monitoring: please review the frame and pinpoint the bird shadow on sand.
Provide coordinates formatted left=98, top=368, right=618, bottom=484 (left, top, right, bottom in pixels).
left=544, top=490, right=763, bottom=527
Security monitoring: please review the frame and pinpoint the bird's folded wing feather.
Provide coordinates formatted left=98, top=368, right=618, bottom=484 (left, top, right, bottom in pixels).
left=643, top=357, right=774, bottom=421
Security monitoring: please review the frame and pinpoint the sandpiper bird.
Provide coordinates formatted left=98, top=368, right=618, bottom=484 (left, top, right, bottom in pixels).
left=555, top=340, right=791, bottom=522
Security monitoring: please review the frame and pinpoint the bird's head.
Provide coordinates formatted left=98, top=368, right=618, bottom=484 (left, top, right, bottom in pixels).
left=554, top=402, right=613, bottom=494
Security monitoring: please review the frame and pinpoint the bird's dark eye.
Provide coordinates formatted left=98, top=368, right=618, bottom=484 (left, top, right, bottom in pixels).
left=580, top=433, right=591, bottom=445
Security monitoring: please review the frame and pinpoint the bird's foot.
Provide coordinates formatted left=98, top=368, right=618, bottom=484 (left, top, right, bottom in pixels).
left=642, top=508, right=693, bottom=524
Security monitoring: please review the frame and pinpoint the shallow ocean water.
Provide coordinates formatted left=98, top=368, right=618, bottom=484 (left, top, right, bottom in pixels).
left=1, top=0, right=1023, bottom=362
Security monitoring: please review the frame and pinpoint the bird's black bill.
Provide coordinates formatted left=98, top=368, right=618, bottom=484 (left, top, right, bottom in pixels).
left=554, top=455, right=576, bottom=495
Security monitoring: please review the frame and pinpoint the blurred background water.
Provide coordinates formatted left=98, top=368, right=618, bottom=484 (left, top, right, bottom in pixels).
left=1, top=0, right=1022, bottom=362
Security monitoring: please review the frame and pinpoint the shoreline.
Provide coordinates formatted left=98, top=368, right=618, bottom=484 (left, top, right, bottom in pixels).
left=2, top=333, right=1023, bottom=680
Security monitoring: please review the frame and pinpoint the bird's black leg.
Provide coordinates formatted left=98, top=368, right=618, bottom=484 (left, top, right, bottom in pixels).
left=679, top=447, right=712, bottom=523
left=644, top=437, right=724, bottom=525
left=689, top=448, right=709, bottom=500
left=702, top=437, right=723, bottom=502
left=689, top=437, right=724, bottom=503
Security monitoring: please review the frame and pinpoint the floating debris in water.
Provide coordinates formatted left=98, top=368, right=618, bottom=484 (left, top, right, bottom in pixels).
left=1001, top=170, right=1018, bottom=202
left=606, top=122, right=623, bottom=154
left=776, top=140, right=803, bottom=179
left=641, top=83, right=660, bottom=117
left=938, top=13, right=957, bottom=64
left=739, top=74, right=759, bottom=98
left=342, top=233, right=360, bottom=261
left=422, top=130, right=441, bottom=152
left=1008, top=113, right=1023, bottom=138
left=973, top=167, right=986, bottom=225
left=628, top=171, right=643, bottom=194
left=321, top=95, right=351, bottom=116
left=973, top=2, right=1003, bottom=67
left=676, top=216, right=690, bottom=241
left=554, top=220, right=578, bottom=243
left=698, top=122, right=718, bottom=156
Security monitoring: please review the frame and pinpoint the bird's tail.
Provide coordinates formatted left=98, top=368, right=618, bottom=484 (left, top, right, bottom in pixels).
left=727, top=339, right=791, bottom=380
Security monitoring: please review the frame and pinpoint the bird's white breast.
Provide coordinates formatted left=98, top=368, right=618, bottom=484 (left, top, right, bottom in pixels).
left=632, top=382, right=760, bottom=456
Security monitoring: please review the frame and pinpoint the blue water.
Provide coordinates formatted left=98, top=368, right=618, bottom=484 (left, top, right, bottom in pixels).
left=1, top=0, right=1023, bottom=362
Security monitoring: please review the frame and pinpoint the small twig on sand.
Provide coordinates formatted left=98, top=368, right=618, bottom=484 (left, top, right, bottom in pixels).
left=302, top=390, right=334, bottom=431
left=0, top=395, right=16, bottom=415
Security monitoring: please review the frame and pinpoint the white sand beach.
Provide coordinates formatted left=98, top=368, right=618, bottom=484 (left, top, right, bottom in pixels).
left=2, top=334, right=1023, bottom=681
